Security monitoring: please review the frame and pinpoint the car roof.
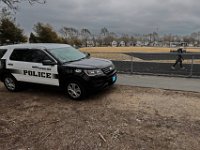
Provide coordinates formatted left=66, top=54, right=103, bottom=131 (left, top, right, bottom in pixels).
left=0, top=43, right=71, bottom=50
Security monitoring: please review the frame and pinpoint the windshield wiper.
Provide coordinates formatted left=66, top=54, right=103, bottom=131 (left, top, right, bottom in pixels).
left=62, top=57, right=86, bottom=64
left=63, top=60, right=77, bottom=64
left=76, top=57, right=86, bottom=61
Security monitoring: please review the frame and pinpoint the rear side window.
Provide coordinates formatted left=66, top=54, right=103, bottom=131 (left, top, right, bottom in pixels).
left=10, top=49, right=52, bottom=63
left=10, top=49, right=28, bottom=61
left=0, top=49, right=7, bottom=58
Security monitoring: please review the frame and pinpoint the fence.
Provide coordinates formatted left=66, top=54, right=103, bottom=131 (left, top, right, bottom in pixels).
left=89, top=51, right=200, bottom=77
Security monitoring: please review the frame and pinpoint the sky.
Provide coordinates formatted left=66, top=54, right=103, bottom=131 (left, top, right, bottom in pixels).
left=14, top=0, right=200, bottom=35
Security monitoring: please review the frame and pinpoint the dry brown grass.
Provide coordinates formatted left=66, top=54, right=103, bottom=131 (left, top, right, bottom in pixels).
left=80, top=47, right=200, bottom=53
left=80, top=47, right=200, bottom=64
left=1, top=83, right=200, bottom=149
left=89, top=52, right=200, bottom=64
left=88, top=53, right=134, bottom=61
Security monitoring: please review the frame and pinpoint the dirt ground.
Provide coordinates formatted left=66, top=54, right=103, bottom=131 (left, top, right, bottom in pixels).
left=1, top=82, right=200, bottom=150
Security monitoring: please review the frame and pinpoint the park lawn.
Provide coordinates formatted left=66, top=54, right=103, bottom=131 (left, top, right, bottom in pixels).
left=80, top=47, right=200, bottom=53
left=80, top=47, right=200, bottom=63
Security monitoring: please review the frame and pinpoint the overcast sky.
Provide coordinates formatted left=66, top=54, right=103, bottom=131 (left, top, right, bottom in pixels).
left=15, top=0, right=200, bottom=35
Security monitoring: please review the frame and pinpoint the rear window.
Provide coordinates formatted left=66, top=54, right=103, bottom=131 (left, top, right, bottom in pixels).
left=0, top=49, right=7, bottom=58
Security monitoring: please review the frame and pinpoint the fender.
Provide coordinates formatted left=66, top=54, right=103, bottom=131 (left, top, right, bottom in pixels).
left=58, top=73, right=87, bottom=88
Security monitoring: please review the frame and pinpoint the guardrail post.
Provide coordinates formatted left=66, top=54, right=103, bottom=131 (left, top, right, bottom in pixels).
left=189, top=56, right=194, bottom=77
left=131, top=56, right=133, bottom=74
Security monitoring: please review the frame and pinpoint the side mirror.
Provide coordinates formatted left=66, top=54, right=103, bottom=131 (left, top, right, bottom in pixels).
left=42, top=60, right=57, bottom=66
left=84, top=52, right=90, bottom=57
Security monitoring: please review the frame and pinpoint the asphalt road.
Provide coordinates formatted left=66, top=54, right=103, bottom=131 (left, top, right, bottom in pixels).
left=116, top=74, right=200, bottom=93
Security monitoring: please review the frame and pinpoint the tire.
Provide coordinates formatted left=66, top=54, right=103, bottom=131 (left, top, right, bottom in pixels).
left=66, top=80, right=86, bottom=100
left=3, top=75, right=19, bottom=92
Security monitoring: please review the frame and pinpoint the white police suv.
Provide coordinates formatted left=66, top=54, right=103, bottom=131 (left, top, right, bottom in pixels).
left=0, top=44, right=117, bottom=100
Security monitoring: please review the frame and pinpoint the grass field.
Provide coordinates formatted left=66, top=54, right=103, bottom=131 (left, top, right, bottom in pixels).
left=80, top=47, right=200, bottom=64
left=80, top=47, right=200, bottom=53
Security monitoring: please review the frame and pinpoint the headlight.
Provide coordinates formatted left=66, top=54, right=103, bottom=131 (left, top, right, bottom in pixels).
left=84, top=69, right=104, bottom=76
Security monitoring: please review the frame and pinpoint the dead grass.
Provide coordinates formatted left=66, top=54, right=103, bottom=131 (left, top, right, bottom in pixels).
left=89, top=53, right=136, bottom=61
left=81, top=47, right=200, bottom=53
left=80, top=47, right=200, bottom=64
left=0, top=83, right=200, bottom=149
left=87, top=52, right=200, bottom=64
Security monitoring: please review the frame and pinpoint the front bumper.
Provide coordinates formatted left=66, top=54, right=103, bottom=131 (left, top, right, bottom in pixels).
left=85, top=71, right=117, bottom=90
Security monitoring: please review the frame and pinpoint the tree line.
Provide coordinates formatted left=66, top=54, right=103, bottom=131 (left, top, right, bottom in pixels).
left=1, top=7, right=200, bottom=47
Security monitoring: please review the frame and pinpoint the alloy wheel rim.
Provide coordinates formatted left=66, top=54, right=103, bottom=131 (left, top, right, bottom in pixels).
left=5, top=78, right=15, bottom=91
left=67, top=83, right=81, bottom=99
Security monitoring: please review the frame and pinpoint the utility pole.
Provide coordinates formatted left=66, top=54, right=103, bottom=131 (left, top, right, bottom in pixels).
left=156, top=27, right=159, bottom=42
left=198, top=32, right=200, bottom=47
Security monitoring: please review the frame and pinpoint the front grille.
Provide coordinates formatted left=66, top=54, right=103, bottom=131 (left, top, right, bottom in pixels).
left=102, top=65, right=114, bottom=74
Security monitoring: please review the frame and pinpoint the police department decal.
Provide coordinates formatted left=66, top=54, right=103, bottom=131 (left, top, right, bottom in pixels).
left=9, top=69, right=58, bottom=79
left=23, top=70, right=52, bottom=78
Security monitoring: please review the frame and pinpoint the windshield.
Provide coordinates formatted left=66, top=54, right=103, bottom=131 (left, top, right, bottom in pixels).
left=48, top=46, right=86, bottom=63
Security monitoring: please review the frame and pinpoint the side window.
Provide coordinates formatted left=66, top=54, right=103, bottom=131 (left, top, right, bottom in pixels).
left=10, top=49, right=52, bottom=63
left=10, top=49, right=28, bottom=61
left=0, top=49, right=7, bottom=58
left=28, top=50, right=51, bottom=63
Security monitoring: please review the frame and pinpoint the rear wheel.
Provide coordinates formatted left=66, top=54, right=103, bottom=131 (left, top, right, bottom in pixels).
left=66, top=81, right=86, bottom=100
left=4, top=75, right=19, bottom=92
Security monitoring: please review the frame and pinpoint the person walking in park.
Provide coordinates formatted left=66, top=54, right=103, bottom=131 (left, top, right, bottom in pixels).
left=171, top=47, right=185, bottom=70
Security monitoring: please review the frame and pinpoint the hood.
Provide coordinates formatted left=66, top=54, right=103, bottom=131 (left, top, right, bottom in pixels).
left=63, top=57, right=113, bottom=69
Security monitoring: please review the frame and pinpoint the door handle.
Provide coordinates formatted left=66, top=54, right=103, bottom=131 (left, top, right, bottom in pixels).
left=8, top=63, right=13, bottom=66
left=32, top=66, right=39, bottom=69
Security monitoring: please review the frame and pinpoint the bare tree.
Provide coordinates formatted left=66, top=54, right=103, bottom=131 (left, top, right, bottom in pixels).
left=119, top=34, right=130, bottom=45
left=101, top=27, right=109, bottom=37
left=0, top=7, right=12, bottom=19
left=81, top=28, right=91, bottom=47
left=60, top=27, right=81, bottom=46
left=107, top=32, right=117, bottom=45
left=1, top=0, right=46, bottom=10
left=81, top=28, right=91, bottom=38
left=60, top=27, right=79, bottom=39
left=100, top=27, right=110, bottom=46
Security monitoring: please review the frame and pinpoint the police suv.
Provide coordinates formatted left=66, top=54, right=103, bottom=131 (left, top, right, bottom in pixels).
left=0, top=44, right=117, bottom=100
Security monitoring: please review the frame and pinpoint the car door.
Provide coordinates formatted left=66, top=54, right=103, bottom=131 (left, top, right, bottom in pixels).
left=0, top=49, right=7, bottom=76
left=7, top=49, right=59, bottom=86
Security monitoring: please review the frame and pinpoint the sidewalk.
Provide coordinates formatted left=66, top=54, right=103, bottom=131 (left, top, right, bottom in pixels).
left=116, top=74, right=200, bottom=93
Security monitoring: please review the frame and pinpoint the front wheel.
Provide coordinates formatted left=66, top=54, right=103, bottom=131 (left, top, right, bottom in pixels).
left=4, top=75, right=19, bottom=92
left=66, top=81, right=86, bottom=100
